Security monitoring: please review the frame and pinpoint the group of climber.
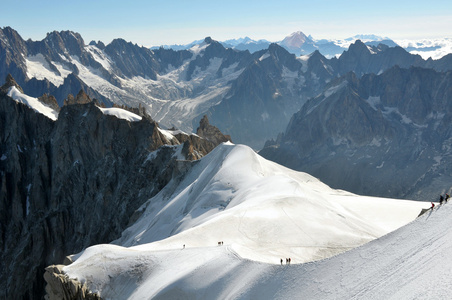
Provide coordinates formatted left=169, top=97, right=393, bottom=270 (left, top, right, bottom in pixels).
left=281, top=258, right=291, bottom=265
left=432, top=193, right=450, bottom=209
left=439, top=193, right=450, bottom=205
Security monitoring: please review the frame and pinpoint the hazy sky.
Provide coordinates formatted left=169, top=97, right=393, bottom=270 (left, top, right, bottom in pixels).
left=2, top=0, right=451, bottom=46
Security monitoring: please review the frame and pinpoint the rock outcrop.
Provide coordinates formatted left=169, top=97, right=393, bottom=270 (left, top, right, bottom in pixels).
left=0, top=73, right=24, bottom=93
left=38, top=93, right=60, bottom=112
left=196, top=115, right=231, bottom=145
left=44, top=265, right=101, bottom=300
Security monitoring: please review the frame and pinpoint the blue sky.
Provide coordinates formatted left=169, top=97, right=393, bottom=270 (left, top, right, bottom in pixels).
left=2, top=0, right=451, bottom=46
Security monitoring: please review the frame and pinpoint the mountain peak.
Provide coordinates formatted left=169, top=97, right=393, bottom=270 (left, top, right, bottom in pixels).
left=45, top=30, right=84, bottom=44
left=346, top=39, right=371, bottom=55
left=281, top=31, right=309, bottom=48
left=1, top=74, right=24, bottom=94
left=289, top=31, right=308, bottom=37
left=350, top=39, right=367, bottom=48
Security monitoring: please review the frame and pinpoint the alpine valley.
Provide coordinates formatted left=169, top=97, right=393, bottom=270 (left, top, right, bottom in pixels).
left=1, top=26, right=452, bottom=299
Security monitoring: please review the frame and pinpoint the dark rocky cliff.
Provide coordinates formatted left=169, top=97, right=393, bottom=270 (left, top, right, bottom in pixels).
left=0, top=80, right=225, bottom=299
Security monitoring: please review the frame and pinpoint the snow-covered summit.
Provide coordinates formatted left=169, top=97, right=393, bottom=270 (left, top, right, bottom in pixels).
left=281, top=31, right=310, bottom=48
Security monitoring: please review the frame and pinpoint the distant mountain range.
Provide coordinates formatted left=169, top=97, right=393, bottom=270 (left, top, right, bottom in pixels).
left=2, top=26, right=452, bottom=150
left=152, top=31, right=452, bottom=59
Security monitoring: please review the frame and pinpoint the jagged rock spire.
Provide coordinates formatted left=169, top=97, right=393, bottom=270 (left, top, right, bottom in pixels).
left=63, top=89, right=92, bottom=106
left=196, top=115, right=231, bottom=145
left=1, top=74, right=24, bottom=94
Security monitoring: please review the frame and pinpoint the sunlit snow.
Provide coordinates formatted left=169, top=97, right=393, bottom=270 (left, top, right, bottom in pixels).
left=7, top=86, right=58, bottom=120
left=189, top=42, right=208, bottom=57
left=63, top=143, right=432, bottom=299
left=259, top=52, right=270, bottom=61
left=97, top=107, right=142, bottom=122
left=25, top=54, right=71, bottom=87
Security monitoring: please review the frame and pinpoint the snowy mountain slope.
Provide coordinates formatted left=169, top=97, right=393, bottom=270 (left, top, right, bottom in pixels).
left=114, top=143, right=428, bottom=262
left=58, top=143, right=432, bottom=299
left=150, top=201, right=451, bottom=300
left=239, top=201, right=452, bottom=300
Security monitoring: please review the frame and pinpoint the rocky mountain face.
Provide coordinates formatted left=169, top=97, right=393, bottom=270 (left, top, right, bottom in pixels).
left=2, top=27, right=452, bottom=150
left=261, top=66, right=452, bottom=200
left=0, top=77, right=226, bottom=299
left=204, top=43, right=328, bottom=148
left=0, top=27, right=28, bottom=83
left=184, top=37, right=252, bottom=81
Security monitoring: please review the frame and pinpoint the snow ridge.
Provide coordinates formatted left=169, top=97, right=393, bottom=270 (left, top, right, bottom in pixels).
left=62, top=143, right=432, bottom=299
left=7, top=86, right=58, bottom=120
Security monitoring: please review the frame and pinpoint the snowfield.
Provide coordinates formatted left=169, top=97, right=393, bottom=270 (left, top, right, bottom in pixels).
left=62, top=143, right=437, bottom=299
